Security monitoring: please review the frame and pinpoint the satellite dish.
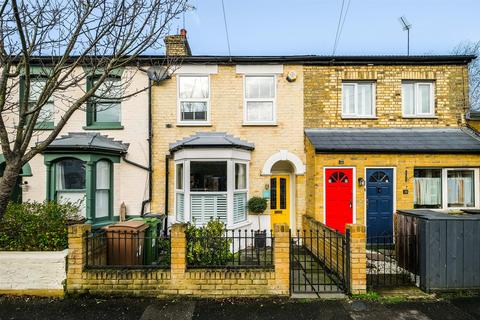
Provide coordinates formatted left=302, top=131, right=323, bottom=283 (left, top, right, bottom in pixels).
left=147, top=66, right=170, bottom=82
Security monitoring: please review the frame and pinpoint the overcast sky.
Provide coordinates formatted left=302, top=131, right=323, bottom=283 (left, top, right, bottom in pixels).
left=176, top=0, right=480, bottom=56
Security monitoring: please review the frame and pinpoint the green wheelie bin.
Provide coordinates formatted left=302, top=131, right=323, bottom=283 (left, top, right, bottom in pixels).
left=130, top=217, right=163, bottom=265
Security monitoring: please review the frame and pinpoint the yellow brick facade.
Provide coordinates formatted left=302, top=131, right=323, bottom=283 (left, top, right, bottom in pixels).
left=151, top=65, right=306, bottom=229
left=304, top=65, right=469, bottom=128
left=306, top=137, right=480, bottom=225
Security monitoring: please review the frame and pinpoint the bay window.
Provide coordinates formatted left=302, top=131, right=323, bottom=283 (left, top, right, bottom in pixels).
left=178, top=76, right=209, bottom=124
left=55, top=159, right=86, bottom=216
left=342, top=82, right=375, bottom=118
left=174, top=156, right=250, bottom=228
left=244, top=75, right=276, bottom=124
left=402, top=81, right=435, bottom=117
left=95, top=161, right=111, bottom=218
left=414, top=168, right=478, bottom=209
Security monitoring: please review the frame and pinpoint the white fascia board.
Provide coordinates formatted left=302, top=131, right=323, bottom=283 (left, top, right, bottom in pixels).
left=236, top=64, right=283, bottom=74
left=173, top=64, right=218, bottom=75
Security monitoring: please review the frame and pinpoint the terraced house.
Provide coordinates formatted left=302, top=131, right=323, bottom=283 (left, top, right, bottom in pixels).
left=303, top=56, right=479, bottom=241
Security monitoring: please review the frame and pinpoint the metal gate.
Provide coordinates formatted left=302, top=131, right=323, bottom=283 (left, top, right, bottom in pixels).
left=290, top=229, right=349, bottom=296
left=367, top=234, right=419, bottom=288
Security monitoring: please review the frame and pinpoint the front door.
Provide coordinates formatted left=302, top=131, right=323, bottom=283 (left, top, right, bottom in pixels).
left=270, top=175, right=290, bottom=230
left=325, top=168, right=353, bottom=234
left=366, top=169, right=394, bottom=241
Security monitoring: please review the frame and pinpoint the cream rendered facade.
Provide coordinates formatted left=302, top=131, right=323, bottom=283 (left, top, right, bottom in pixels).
left=151, top=64, right=306, bottom=230
left=5, top=67, right=150, bottom=223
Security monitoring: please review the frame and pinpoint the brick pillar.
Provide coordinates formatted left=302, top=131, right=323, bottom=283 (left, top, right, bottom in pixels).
left=346, top=224, right=367, bottom=294
left=170, top=224, right=186, bottom=279
left=66, top=224, right=91, bottom=293
left=273, top=223, right=290, bottom=295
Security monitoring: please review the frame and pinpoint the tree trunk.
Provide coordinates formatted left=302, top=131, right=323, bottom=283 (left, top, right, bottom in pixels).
left=0, top=161, right=22, bottom=221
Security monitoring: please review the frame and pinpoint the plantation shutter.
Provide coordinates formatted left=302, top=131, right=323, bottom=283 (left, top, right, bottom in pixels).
left=176, top=193, right=184, bottom=222
left=233, top=192, right=247, bottom=224
left=191, top=194, right=227, bottom=226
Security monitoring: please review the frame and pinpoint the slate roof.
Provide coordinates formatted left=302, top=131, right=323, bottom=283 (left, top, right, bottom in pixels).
left=43, top=132, right=129, bottom=154
left=305, top=128, right=480, bottom=154
left=170, top=132, right=254, bottom=152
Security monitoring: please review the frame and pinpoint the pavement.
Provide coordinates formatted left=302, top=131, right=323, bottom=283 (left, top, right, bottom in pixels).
left=0, top=296, right=480, bottom=320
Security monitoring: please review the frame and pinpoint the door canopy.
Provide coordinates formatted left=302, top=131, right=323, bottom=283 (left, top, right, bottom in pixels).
left=262, top=150, right=305, bottom=175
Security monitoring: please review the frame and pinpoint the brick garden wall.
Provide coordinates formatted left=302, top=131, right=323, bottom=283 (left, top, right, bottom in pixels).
left=66, top=224, right=290, bottom=297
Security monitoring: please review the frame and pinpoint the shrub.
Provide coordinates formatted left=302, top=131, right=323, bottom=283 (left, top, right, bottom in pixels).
left=185, top=220, right=233, bottom=266
left=247, top=196, right=268, bottom=214
left=0, top=201, right=82, bottom=251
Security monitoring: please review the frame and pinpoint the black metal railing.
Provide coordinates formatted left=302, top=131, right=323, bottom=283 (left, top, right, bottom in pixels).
left=85, top=229, right=171, bottom=269
left=366, top=234, right=419, bottom=288
left=186, top=229, right=274, bottom=269
left=290, top=228, right=348, bottom=295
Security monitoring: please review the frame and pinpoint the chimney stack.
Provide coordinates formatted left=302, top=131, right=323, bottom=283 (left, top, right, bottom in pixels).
left=164, top=28, right=192, bottom=57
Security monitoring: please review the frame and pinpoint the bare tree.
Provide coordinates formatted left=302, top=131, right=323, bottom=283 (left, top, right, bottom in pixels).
left=453, top=41, right=480, bottom=111
left=0, top=0, right=189, bottom=220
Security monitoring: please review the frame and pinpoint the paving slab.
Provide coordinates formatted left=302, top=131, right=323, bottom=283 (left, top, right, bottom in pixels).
left=140, top=300, right=196, bottom=320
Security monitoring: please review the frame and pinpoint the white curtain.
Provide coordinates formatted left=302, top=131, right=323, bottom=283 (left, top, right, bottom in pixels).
left=448, top=176, right=473, bottom=207
left=55, top=162, right=65, bottom=190
left=235, top=163, right=246, bottom=190
left=342, top=84, right=355, bottom=114
left=95, top=161, right=110, bottom=218
left=414, top=177, right=441, bottom=205
left=402, top=83, right=415, bottom=115
left=246, top=101, right=273, bottom=121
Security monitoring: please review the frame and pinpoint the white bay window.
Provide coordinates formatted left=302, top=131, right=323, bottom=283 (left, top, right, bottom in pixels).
left=173, top=149, right=250, bottom=228
left=414, top=168, right=479, bottom=209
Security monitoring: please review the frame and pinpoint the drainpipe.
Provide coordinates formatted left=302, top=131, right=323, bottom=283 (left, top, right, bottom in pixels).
left=164, top=154, right=170, bottom=226
left=140, top=78, right=153, bottom=216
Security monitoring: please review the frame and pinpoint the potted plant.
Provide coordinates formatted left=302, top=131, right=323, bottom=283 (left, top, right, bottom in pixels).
left=247, top=196, right=268, bottom=248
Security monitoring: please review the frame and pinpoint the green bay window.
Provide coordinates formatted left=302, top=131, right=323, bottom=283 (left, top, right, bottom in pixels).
left=44, top=132, right=128, bottom=226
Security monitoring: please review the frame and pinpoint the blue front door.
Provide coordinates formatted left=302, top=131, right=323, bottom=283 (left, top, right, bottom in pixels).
left=366, top=169, right=394, bottom=242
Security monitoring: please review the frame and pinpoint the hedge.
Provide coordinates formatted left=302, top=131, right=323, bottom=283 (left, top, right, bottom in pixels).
left=0, top=201, right=82, bottom=251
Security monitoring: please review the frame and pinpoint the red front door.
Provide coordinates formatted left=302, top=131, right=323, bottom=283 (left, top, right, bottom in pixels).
left=325, top=168, right=353, bottom=234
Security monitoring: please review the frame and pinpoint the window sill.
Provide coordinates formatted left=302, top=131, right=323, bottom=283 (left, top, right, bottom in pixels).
left=34, top=124, right=55, bottom=130
left=83, top=123, right=124, bottom=130
left=341, top=116, right=378, bottom=120
left=242, top=122, right=278, bottom=127
left=176, top=123, right=212, bottom=127
left=228, top=219, right=252, bottom=230
left=402, top=115, right=438, bottom=119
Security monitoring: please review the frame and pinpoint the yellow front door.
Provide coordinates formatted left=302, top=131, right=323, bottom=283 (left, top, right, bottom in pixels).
left=270, top=175, right=290, bottom=230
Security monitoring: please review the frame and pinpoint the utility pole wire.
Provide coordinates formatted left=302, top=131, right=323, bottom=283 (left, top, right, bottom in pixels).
left=221, top=0, right=232, bottom=61
left=332, top=0, right=351, bottom=56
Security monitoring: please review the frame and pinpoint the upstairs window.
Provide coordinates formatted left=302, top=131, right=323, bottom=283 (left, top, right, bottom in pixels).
left=342, top=82, right=376, bottom=118
left=402, top=81, right=434, bottom=117
left=244, top=75, right=276, bottom=124
left=87, top=77, right=122, bottom=129
left=25, top=77, right=55, bottom=129
left=178, top=76, right=209, bottom=124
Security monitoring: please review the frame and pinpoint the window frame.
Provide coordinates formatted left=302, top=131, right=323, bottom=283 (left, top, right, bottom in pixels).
left=402, top=81, right=435, bottom=117
left=94, top=159, right=113, bottom=221
left=413, top=167, right=480, bottom=210
left=173, top=158, right=250, bottom=228
left=177, top=75, right=211, bottom=125
left=85, top=75, right=124, bottom=130
left=243, top=74, right=277, bottom=125
left=20, top=75, right=55, bottom=130
left=341, top=81, right=376, bottom=118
